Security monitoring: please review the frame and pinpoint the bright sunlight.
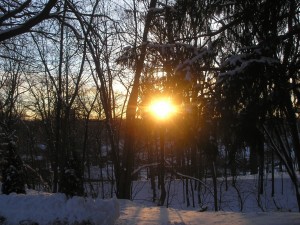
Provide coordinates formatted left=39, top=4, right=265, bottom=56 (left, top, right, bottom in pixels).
left=149, top=99, right=176, bottom=120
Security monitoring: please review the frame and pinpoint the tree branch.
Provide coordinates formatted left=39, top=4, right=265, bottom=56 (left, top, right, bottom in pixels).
left=0, top=0, right=58, bottom=42
left=0, top=0, right=31, bottom=24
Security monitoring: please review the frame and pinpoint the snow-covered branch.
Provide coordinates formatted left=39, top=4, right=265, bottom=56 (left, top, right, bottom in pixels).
left=131, top=163, right=160, bottom=176
left=165, top=160, right=215, bottom=197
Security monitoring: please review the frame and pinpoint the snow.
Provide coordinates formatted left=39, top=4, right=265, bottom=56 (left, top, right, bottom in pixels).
left=219, top=52, right=279, bottom=78
left=115, top=200, right=300, bottom=225
left=0, top=174, right=300, bottom=225
left=0, top=191, right=119, bottom=225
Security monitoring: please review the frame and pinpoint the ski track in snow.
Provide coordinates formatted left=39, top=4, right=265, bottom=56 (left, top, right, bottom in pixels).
left=115, top=200, right=300, bottom=225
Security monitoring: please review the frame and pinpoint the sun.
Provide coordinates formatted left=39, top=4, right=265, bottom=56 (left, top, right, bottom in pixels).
left=149, top=99, right=176, bottom=120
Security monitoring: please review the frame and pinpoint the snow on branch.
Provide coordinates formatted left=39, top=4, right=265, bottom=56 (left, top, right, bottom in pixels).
left=176, top=18, right=243, bottom=42
left=147, top=41, right=214, bottom=75
left=219, top=51, right=280, bottom=79
left=131, top=163, right=160, bottom=176
left=165, top=160, right=215, bottom=197
left=117, top=41, right=214, bottom=81
left=147, top=1, right=176, bottom=14
left=175, top=46, right=210, bottom=70
left=117, top=42, right=205, bottom=65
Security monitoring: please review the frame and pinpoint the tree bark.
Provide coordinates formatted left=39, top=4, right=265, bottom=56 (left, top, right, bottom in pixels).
left=117, top=0, right=158, bottom=199
left=158, top=126, right=166, bottom=206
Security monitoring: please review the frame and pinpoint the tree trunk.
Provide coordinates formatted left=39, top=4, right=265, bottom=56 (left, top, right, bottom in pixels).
left=185, top=178, right=190, bottom=207
left=249, top=145, right=258, bottom=175
left=148, top=131, right=157, bottom=202
left=271, top=148, right=275, bottom=197
left=158, top=126, right=166, bottom=206
left=258, top=136, right=264, bottom=195
left=212, top=161, right=218, bottom=211
left=117, top=0, right=158, bottom=199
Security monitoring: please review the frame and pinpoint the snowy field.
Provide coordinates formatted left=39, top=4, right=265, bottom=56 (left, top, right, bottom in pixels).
left=0, top=173, right=300, bottom=224
left=0, top=193, right=299, bottom=225
left=115, top=199, right=300, bottom=225
left=116, top=172, right=300, bottom=224
left=130, top=173, right=299, bottom=212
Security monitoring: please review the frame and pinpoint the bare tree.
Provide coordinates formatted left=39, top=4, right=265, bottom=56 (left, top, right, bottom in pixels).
left=0, top=0, right=59, bottom=42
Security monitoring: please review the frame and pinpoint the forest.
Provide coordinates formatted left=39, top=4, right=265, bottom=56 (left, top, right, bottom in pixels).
left=0, top=0, right=300, bottom=213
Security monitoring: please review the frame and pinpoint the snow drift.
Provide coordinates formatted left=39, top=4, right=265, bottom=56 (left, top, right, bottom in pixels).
left=0, top=192, right=119, bottom=225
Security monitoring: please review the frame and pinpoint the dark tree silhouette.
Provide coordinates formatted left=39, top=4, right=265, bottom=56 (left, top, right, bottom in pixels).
left=0, top=132, right=26, bottom=194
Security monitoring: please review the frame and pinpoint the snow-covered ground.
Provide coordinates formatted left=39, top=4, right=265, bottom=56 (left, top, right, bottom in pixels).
left=129, top=172, right=299, bottom=212
left=115, top=199, right=300, bottom=225
left=0, top=190, right=119, bottom=225
left=0, top=173, right=300, bottom=224
left=0, top=193, right=298, bottom=225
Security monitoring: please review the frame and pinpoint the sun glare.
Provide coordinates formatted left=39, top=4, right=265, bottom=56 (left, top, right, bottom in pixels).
left=149, top=99, right=176, bottom=120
